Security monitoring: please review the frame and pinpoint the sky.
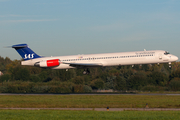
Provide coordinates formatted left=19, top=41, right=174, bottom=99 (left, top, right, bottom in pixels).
left=0, top=0, right=180, bottom=60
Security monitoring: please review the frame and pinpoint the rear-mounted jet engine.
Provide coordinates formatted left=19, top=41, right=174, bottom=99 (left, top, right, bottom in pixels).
left=34, top=59, right=60, bottom=67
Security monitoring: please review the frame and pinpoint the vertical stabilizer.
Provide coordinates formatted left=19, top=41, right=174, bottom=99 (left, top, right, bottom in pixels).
left=12, top=44, right=41, bottom=60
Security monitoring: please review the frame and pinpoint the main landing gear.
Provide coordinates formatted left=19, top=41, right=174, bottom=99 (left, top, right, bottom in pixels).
left=83, top=69, right=90, bottom=75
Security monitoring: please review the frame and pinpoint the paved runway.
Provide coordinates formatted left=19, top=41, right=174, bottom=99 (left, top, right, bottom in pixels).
left=1, top=108, right=180, bottom=111
left=0, top=93, right=180, bottom=95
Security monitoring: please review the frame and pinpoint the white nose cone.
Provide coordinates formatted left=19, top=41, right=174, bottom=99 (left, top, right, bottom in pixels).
left=171, top=55, right=178, bottom=61
left=174, top=56, right=178, bottom=61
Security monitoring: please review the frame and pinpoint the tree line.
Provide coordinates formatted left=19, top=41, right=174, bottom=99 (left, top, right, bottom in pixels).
left=0, top=56, right=180, bottom=93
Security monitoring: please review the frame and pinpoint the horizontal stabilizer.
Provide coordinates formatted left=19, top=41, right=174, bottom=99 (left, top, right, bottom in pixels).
left=12, top=44, right=28, bottom=48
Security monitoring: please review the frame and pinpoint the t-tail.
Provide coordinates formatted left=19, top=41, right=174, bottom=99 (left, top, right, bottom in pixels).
left=12, top=44, right=41, bottom=60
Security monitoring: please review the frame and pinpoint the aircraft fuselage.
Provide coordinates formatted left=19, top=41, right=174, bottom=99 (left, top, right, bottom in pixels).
left=21, top=50, right=178, bottom=69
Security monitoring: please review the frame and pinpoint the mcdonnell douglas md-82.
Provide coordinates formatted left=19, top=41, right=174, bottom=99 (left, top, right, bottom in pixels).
left=12, top=44, right=178, bottom=74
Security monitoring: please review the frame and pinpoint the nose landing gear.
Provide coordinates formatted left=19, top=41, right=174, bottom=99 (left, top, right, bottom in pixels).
left=169, top=62, right=171, bottom=68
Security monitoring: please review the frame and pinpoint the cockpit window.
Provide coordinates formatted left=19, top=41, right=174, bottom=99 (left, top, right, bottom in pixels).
left=164, top=51, right=170, bottom=55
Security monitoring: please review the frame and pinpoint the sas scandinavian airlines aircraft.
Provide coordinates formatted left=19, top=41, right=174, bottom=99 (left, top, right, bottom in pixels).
left=12, top=44, right=178, bottom=74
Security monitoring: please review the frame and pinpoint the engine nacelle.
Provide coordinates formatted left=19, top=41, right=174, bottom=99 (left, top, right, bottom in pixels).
left=34, top=59, right=60, bottom=67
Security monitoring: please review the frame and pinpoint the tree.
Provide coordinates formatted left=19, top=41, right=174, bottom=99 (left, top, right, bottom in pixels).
left=51, top=69, right=75, bottom=81
left=104, top=76, right=116, bottom=90
left=127, top=71, right=147, bottom=90
left=0, top=74, right=10, bottom=82
left=0, top=56, right=12, bottom=73
left=114, top=76, right=127, bottom=90
left=150, top=71, right=168, bottom=86
left=169, top=78, right=180, bottom=91
left=6, top=60, right=20, bottom=80
left=90, top=79, right=104, bottom=89
left=13, top=66, right=30, bottom=81
left=73, top=76, right=84, bottom=85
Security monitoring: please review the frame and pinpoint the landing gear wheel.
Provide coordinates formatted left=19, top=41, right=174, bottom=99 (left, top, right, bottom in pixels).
left=86, top=69, right=90, bottom=74
left=83, top=69, right=90, bottom=75
left=83, top=70, right=87, bottom=75
left=169, top=62, right=171, bottom=68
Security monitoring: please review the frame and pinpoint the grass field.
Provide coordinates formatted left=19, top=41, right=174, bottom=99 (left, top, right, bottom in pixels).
left=0, top=94, right=180, bottom=108
left=0, top=110, right=180, bottom=120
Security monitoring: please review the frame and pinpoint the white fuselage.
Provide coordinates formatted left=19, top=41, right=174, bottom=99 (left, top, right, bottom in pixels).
left=21, top=50, right=178, bottom=69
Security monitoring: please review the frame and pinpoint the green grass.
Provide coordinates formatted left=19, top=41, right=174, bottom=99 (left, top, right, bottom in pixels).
left=0, top=95, right=180, bottom=108
left=0, top=110, right=179, bottom=120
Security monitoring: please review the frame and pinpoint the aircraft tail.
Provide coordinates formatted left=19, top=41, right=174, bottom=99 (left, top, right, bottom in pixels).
left=12, top=44, right=41, bottom=60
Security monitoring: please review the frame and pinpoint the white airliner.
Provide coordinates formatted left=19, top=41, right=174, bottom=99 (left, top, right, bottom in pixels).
left=12, top=44, right=178, bottom=74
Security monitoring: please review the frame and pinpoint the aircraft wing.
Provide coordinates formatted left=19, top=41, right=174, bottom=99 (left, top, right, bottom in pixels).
left=63, top=62, right=103, bottom=67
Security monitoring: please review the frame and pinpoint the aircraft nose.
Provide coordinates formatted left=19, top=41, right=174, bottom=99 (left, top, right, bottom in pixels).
left=172, top=55, right=178, bottom=61
left=175, top=56, right=178, bottom=61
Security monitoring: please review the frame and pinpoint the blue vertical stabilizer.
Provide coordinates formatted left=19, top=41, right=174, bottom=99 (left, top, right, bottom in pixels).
left=12, top=44, right=41, bottom=60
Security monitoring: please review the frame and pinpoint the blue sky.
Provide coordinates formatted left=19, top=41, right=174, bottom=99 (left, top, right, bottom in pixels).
left=0, top=0, right=180, bottom=60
